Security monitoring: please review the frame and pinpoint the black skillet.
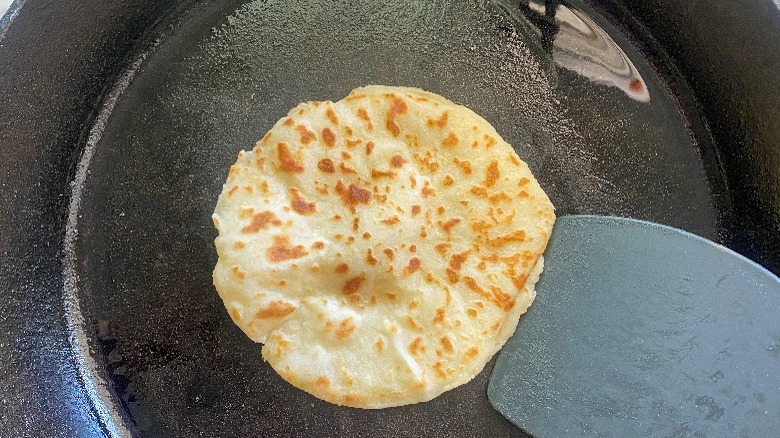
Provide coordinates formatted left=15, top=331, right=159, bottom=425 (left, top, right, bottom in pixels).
left=1, top=0, right=779, bottom=436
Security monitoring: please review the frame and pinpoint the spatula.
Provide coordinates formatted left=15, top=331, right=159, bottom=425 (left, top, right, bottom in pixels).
left=488, top=215, right=780, bottom=437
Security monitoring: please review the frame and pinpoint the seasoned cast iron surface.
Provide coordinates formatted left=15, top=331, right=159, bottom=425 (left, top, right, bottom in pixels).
left=0, top=0, right=778, bottom=436
left=0, top=0, right=194, bottom=435
left=607, top=0, right=780, bottom=272
left=76, top=0, right=719, bottom=435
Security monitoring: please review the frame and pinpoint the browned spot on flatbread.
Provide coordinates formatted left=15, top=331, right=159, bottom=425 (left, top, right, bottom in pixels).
left=463, top=276, right=491, bottom=300
left=439, top=218, right=461, bottom=234
left=342, top=274, right=366, bottom=295
left=229, top=306, right=241, bottom=322
left=409, top=337, right=425, bottom=355
left=366, top=249, right=378, bottom=265
left=371, top=169, right=396, bottom=179
left=271, top=333, right=290, bottom=359
left=326, top=107, right=339, bottom=125
left=381, top=215, right=400, bottom=225
left=405, top=257, right=421, bottom=274
left=290, top=188, right=316, bottom=215
left=435, top=242, right=451, bottom=257
left=385, top=95, right=408, bottom=137
left=241, top=211, right=283, bottom=233
left=336, top=317, right=356, bottom=339
left=296, top=124, right=316, bottom=144
left=486, top=230, right=526, bottom=247
left=322, top=127, right=336, bottom=147
left=453, top=157, right=472, bottom=175
left=433, top=362, right=448, bottom=379
left=446, top=268, right=459, bottom=284
left=426, top=111, right=448, bottom=128
left=277, top=142, right=304, bottom=173
left=267, top=235, right=309, bottom=263
left=339, top=162, right=357, bottom=174
left=440, top=336, right=454, bottom=353
left=255, top=300, right=296, bottom=319
left=470, top=219, right=491, bottom=233
left=335, top=181, right=372, bottom=212
left=422, top=181, right=436, bottom=198
left=448, top=250, right=470, bottom=272
left=489, top=284, right=516, bottom=311
left=464, top=346, right=479, bottom=361
left=442, top=131, right=459, bottom=148
left=407, top=316, right=424, bottom=331
left=318, top=158, right=335, bottom=173
left=365, top=141, right=375, bottom=155
left=315, top=376, right=331, bottom=388
left=489, top=191, right=512, bottom=205
left=414, top=152, right=440, bottom=173
left=463, top=276, right=516, bottom=311
left=231, top=265, right=245, bottom=280
left=470, top=185, right=488, bottom=198
left=239, top=207, right=255, bottom=219
left=433, top=307, right=445, bottom=324
left=484, top=160, right=500, bottom=188
left=390, top=154, right=407, bottom=168
left=357, top=107, right=374, bottom=131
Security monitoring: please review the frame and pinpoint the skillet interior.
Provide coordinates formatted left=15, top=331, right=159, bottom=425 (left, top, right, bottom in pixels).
left=1, top=0, right=778, bottom=436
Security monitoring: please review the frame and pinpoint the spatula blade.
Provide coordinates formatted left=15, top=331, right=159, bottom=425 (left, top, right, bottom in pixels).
left=488, top=215, right=780, bottom=437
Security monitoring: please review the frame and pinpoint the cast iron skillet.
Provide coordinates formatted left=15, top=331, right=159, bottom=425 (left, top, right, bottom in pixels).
left=1, top=0, right=778, bottom=436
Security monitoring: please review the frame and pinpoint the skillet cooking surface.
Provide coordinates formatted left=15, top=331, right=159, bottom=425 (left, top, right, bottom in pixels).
left=67, top=0, right=722, bottom=435
left=4, top=0, right=778, bottom=436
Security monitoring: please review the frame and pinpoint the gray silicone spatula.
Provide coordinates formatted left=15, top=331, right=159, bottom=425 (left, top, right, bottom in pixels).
left=487, top=215, right=780, bottom=437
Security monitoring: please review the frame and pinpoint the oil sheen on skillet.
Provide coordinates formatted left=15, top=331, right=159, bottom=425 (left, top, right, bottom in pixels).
left=68, top=0, right=723, bottom=435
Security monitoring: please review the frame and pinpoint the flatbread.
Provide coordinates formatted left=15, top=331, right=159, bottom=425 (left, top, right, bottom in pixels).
left=212, top=85, right=555, bottom=408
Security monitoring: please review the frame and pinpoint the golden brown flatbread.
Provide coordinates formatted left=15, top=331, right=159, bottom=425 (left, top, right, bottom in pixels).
left=212, top=85, right=555, bottom=408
